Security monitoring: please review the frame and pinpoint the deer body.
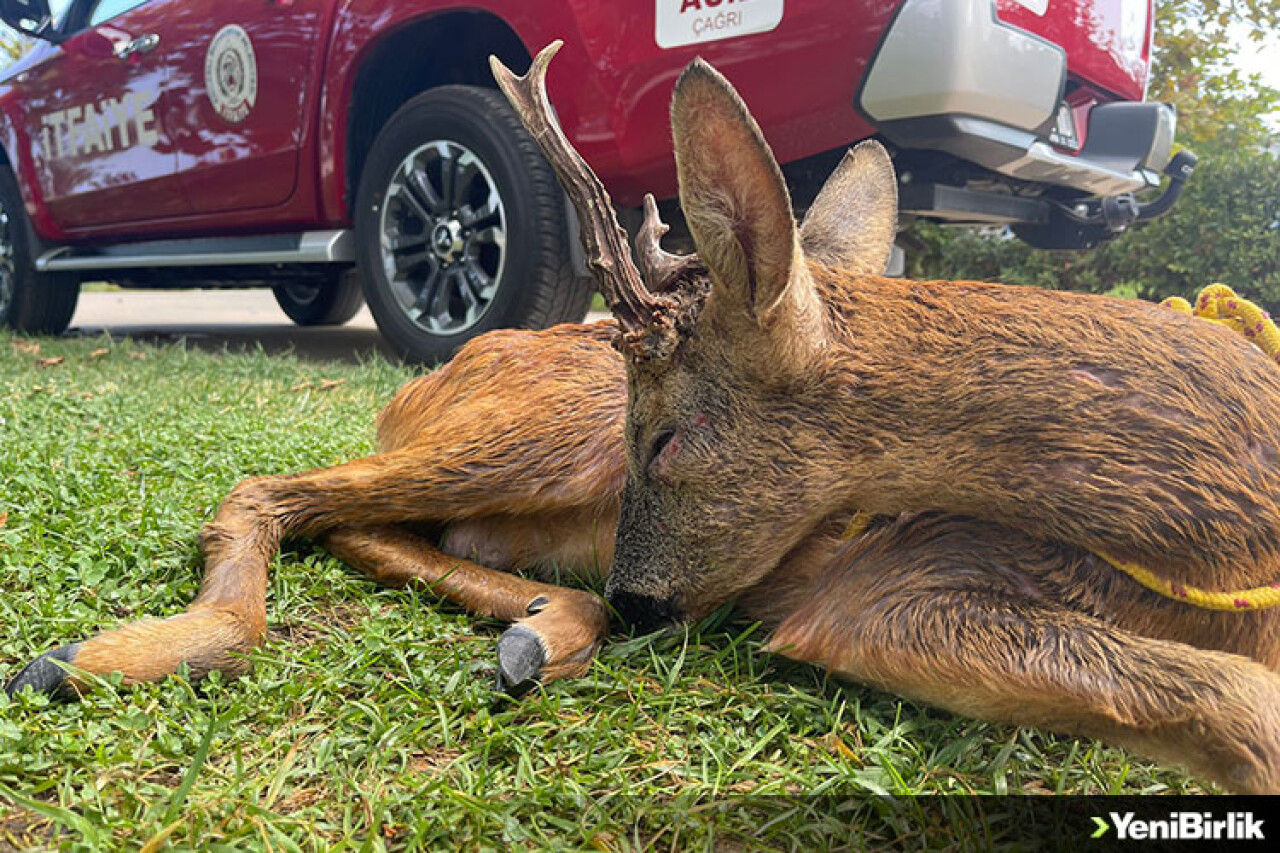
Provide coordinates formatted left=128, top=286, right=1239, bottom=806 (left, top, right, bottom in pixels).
left=821, top=270, right=1280, bottom=583
left=10, top=42, right=1280, bottom=794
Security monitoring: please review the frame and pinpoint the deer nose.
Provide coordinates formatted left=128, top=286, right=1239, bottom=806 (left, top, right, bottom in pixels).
left=606, top=589, right=682, bottom=633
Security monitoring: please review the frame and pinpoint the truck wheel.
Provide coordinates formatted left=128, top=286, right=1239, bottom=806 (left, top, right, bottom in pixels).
left=272, top=268, right=365, bottom=326
left=355, top=85, right=593, bottom=363
left=0, top=166, right=79, bottom=335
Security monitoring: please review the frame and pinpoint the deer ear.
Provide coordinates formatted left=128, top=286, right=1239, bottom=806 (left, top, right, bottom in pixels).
left=800, top=142, right=898, bottom=275
left=670, top=60, right=819, bottom=347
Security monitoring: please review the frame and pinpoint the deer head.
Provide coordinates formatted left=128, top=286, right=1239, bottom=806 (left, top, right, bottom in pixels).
left=493, top=44, right=897, bottom=629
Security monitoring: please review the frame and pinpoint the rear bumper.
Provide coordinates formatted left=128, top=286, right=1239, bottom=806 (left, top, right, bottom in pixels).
left=859, top=0, right=1174, bottom=197
left=881, top=103, right=1175, bottom=197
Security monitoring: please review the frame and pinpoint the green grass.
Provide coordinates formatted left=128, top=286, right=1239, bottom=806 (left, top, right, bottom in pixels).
left=0, top=332, right=1206, bottom=851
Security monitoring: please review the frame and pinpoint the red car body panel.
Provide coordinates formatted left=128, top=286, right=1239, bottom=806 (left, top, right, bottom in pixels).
left=0, top=0, right=1156, bottom=246
left=166, top=0, right=327, bottom=216
left=317, top=0, right=899, bottom=217
left=995, top=0, right=1152, bottom=102
left=0, top=0, right=337, bottom=242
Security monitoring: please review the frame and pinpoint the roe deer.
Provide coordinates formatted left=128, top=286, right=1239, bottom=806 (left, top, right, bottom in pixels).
left=500, top=44, right=1280, bottom=793
left=9, top=42, right=1280, bottom=794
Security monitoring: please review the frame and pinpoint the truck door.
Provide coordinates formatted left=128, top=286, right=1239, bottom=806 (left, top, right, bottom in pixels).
left=15, top=0, right=190, bottom=228
left=161, top=0, right=326, bottom=214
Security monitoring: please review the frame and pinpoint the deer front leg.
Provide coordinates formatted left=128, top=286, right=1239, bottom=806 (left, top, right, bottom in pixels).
left=320, top=525, right=608, bottom=693
left=764, top=514, right=1280, bottom=793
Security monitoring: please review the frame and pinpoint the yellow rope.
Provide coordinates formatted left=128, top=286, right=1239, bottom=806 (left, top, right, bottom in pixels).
left=1161, top=283, right=1280, bottom=363
left=841, top=510, right=875, bottom=540
left=1096, top=552, right=1280, bottom=611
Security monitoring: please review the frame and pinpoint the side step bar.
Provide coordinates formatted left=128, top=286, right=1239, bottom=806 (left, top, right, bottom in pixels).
left=36, top=230, right=354, bottom=272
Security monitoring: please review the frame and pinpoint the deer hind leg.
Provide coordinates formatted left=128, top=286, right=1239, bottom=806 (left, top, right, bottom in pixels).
left=765, top=514, right=1280, bottom=793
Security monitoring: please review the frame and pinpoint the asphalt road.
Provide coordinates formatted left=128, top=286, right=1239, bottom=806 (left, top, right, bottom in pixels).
left=68, top=289, right=394, bottom=364
left=68, top=289, right=610, bottom=364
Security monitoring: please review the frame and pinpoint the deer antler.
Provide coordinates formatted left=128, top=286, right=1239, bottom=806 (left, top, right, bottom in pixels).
left=636, top=194, right=700, bottom=293
left=490, top=41, right=689, bottom=361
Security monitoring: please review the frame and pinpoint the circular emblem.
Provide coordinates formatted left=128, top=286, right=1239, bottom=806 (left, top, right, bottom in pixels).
left=434, top=225, right=453, bottom=251
left=204, top=25, right=257, bottom=123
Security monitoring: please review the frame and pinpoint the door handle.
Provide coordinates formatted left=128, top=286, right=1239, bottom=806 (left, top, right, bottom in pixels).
left=116, top=33, right=160, bottom=60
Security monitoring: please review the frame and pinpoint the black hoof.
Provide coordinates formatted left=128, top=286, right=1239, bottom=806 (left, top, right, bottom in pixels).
left=494, top=626, right=545, bottom=698
left=5, top=643, right=82, bottom=701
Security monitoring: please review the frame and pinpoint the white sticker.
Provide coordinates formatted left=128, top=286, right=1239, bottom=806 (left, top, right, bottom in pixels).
left=655, top=0, right=784, bottom=50
left=205, top=25, right=258, bottom=123
left=1009, top=0, right=1049, bottom=14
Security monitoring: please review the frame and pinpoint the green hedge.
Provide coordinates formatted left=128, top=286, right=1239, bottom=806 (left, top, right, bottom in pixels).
left=906, top=147, right=1280, bottom=308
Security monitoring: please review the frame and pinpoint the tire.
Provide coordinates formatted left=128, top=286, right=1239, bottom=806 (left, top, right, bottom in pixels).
left=0, top=166, right=79, bottom=335
left=272, top=268, right=365, bottom=326
left=354, top=85, right=594, bottom=363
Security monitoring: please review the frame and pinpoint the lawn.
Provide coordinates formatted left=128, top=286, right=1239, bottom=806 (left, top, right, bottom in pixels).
left=0, top=332, right=1206, bottom=851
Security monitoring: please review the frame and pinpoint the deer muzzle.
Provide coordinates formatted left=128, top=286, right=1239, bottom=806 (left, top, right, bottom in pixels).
left=604, top=478, right=688, bottom=631
left=604, top=588, right=684, bottom=634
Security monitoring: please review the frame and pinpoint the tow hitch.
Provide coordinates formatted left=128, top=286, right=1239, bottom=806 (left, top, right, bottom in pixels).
left=1078, top=150, right=1199, bottom=232
left=1014, top=151, right=1199, bottom=250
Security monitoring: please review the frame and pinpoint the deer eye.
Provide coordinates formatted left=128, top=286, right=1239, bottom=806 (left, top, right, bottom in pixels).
left=648, top=429, right=677, bottom=470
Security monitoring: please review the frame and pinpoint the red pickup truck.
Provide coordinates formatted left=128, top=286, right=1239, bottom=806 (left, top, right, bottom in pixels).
left=0, top=0, right=1192, bottom=362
